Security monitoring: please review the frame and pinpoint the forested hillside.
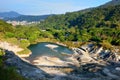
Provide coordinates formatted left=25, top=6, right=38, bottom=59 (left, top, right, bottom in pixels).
left=38, top=5, right=120, bottom=46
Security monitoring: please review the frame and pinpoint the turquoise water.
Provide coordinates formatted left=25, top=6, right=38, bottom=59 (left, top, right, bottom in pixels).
left=27, top=42, right=73, bottom=60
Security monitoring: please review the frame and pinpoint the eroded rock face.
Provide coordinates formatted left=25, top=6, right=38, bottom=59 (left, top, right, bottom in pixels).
left=101, top=62, right=120, bottom=80
left=73, top=43, right=120, bottom=64
left=71, top=62, right=120, bottom=80
left=71, top=44, right=120, bottom=80
left=4, top=50, right=49, bottom=80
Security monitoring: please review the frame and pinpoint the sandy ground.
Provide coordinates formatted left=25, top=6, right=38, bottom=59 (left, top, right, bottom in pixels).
left=32, top=56, right=69, bottom=66
left=29, top=56, right=75, bottom=75
left=0, top=41, right=31, bottom=57
left=0, top=41, right=23, bottom=53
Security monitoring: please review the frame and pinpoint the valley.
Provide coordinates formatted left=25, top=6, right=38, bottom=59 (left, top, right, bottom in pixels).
left=0, top=0, right=120, bottom=80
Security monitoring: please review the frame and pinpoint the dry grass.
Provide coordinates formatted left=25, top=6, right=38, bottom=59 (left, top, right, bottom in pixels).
left=58, top=68, right=73, bottom=74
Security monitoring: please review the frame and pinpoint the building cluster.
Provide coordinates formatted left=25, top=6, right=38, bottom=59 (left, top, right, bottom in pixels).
left=7, top=21, right=40, bottom=26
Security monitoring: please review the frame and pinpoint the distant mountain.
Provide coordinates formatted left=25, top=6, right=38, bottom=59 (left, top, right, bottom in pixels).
left=100, top=0, right=120, bottom=7
left=0, top=11, right=21, bottom=19
left=4, top=14, right=53, bottom=22
left=0, top=11, right=53, bottom=22
left=66, top=0, right=120, bottom=15
left=64, top=0, right=120, bottom=17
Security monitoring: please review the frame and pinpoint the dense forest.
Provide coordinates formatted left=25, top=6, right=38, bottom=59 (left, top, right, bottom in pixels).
left=37, top=5, right=120, bottom=46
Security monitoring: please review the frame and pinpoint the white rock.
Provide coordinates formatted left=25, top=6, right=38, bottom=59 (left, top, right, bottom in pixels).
left=115, top=67, right=120, bottom=71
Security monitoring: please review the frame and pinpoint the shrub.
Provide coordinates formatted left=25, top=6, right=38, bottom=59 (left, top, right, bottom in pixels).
left=100, top=40, right=112, bottom=49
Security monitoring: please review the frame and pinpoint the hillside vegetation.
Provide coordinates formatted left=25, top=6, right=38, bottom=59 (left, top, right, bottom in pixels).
left=38, top=5, right=120, bottom=46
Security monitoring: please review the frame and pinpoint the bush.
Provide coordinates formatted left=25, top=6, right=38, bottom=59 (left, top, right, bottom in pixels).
left=100, top=40, right=112, bottom=49
left=0, top=67, right=27, bottom=80
left=5, top=32, right=15, bottom=38
left=111, top=39, right=120, bottom=46
left=0, top=49, right=5, bottom=56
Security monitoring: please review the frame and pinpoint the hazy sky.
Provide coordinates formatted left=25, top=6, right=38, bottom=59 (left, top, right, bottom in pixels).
left=0, top=0, right=111, bottom=15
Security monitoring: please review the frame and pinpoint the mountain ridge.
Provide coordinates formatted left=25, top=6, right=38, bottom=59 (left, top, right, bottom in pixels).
left=0, top=11, right=53, bottom=22
left=4, top=14, right=53, bottom=22
left=0, top=11, right=21, bottom=19
left=100, top=0, right=120, bottom=7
